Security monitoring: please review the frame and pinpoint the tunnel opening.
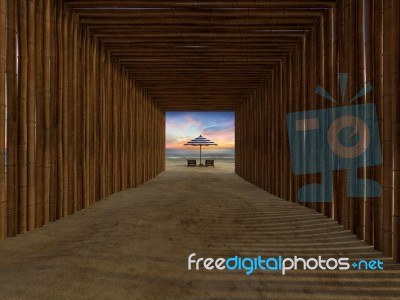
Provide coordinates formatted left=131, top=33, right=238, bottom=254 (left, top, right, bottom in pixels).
left=165, top=111, right=235, bottom=172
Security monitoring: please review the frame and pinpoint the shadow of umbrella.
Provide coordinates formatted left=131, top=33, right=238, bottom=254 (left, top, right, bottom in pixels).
left=184, top=135, right=218, bottom=166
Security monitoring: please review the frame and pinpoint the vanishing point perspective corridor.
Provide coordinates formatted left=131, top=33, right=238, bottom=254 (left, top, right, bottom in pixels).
left=0, top=0, right=400, bottom=299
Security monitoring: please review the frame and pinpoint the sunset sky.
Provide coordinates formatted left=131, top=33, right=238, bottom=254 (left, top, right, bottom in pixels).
left=166, top=112, right=235, bottom=149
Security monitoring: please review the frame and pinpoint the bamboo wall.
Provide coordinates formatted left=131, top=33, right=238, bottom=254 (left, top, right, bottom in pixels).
left=0, top=0, right=165, bottom=238
left=236, top=0, right=400, bottom=262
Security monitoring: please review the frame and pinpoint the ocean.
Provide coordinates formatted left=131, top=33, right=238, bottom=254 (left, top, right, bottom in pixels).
left=166, top=148, right=235, bottom=160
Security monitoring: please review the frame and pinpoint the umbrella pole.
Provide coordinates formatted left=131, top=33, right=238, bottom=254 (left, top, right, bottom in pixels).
left=199, top=145, right=203, bottom=166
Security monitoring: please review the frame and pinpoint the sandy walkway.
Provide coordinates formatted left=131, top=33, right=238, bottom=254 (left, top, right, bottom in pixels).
left=0, top=161, right=399, bottom=299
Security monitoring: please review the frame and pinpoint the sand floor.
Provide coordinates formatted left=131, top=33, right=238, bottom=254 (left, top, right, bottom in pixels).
left=0, top=161, right=399, bottom=299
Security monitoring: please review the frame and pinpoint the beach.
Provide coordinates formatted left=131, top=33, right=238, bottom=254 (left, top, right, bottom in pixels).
left=166, top=157, right=235, bottom=173
left=166, top=147, right=235, bottom=173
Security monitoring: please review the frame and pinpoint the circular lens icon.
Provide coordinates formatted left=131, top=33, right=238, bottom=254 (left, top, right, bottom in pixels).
left=327, top=115, right=370, bottom=159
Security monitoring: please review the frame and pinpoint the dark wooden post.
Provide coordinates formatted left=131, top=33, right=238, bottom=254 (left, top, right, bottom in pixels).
left=0, top=0, right=7, bottom=239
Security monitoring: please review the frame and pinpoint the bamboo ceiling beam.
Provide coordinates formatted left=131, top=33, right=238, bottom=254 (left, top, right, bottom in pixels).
left=77, top=18, right=321, bottom=26
left=92, top=33, right=309, bottom=39
left=97, top=39, right=307, bottom=45
left=64, top=0, right=337, bottom=9
left=73, top=9, right=326, bottom=18
left=93, top=22, right=318, bottom=31
left=88, top=24, right=315, bottom=31
left=107, top=48, right=294, bottom=54
left=105, top=42, right=297, bottom=48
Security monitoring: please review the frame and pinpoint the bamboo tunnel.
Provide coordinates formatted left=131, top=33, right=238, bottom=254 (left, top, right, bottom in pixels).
left=0, top=0, right=399, bottom=265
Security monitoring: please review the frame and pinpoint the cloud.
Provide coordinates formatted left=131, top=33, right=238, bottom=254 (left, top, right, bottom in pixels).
left=166, top=112, right=235, bottom=148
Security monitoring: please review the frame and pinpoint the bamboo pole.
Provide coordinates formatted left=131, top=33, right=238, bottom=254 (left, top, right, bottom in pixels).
left=270, top=69, right=276, bottom=195
left=329, top=6, right=337, bottom=220
left=294, top=45, right=300, bottom=202
left=43, top=0, right=51, bottom=224
left=27, top=0, right=36, bottom=230
left=347, top=0, right=357, bottom=235
left=284, top=58, right=289, bottom=201
left=94, top=39, right=100, bottom=203
left=76, top=27, right=83, bottom=211
left=56, top=0, right=63, bottom=219
left=6, top=0, right=18, bottom=237
left=318, top=15, right=326, bottom=215
left=81, top=30, right=89, bottom=208
left=0, top=0, right=7, bottom=239
left=141, top=88, right=145, bottom=182
left=278, top=60, right=284, bottom=200
left=62, top=9, right=69, bottom=217
left=132, top=79, right=137, bottom=188
left=290, top=45, right=299, bottom=204
left=373, top=0, right=384, bottom=252
left=355, top=0, right=365, bottom=240
left=95, top=42, right=101, bottom=200
left=286, top=55, right=293, bottom=202
left=67, top=12, right=74, bottom=214
left=122, top=68, right=128, bottom=190
left=100, top=51, right=105, bottom=196
left=364, top=0, right=374, bottom=245
left=106, top=56, right=112, bottom=194
left=89, top=34, right=95, bottom=205
left=161, top=102, right=166, bottom=172
left=128, top=77, right=132, bottom=187
left=305, top=28, right=314, bottom=211
left=97, top=42, right=101, bottom=201
left=66, top=5, right=72, bottom=211
left=300, top=36, right=306, bottom=207
left=113, top=60, right=120, bottom=191
left=76, top=16, right=82, bottom=210
left=17, top=0, right=28, bottom=234
left=85, top=34, right=90, bottom=206
left=265, top=75, right=270, bottom=192
left=89, top=38, right=96, bottom=205
left=337, top=0, right=350, bottom=229
left=82, top=28, right=89, bottom=209
left=49, top=0, right=57, bottom=222
left=35, top=0, right=44, bottom=228
left=381, top=0, right=394, bottom=257
left=136, top=86, right=140, bottom=186
left=73, top=16, right=79, bottom=210
left=392, top=0, right=400, bottom=263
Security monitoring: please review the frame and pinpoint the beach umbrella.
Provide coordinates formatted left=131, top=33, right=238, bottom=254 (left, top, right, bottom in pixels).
left=184, top=135, right=218, bottom=166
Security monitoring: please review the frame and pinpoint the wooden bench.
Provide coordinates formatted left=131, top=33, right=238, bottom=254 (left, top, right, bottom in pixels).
left=187, top=159, right=197, bottom=167
left=205, top=159, right=214, bottom=167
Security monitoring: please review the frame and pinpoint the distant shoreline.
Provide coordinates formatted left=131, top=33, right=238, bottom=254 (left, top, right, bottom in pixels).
left=166, top=157, right=235, bottom=162
left=165, top=148, right=235, bottom=160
